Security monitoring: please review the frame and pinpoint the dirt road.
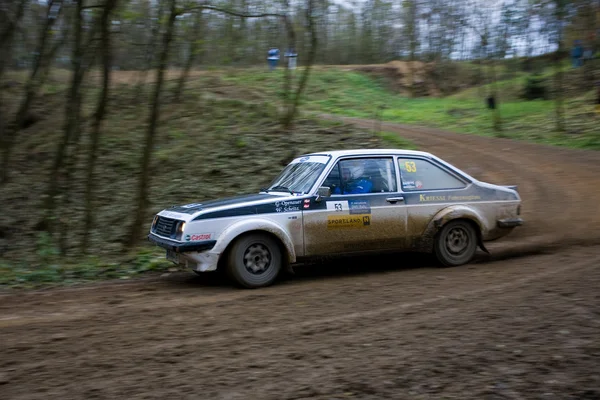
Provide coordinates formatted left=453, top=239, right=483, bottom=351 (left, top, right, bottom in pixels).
left=2, top=119, right=600, bottom=400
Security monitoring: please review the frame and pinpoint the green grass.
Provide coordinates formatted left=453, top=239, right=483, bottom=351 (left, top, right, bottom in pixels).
left=221, top=67, right=600, bottom=150
left=0, top=233, right=173, bottom=289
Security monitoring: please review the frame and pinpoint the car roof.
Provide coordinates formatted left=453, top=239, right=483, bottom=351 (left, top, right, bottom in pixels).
left=303, top=149, right=435, bottom=159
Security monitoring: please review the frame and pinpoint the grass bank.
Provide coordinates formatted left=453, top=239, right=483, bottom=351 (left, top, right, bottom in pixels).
left=0, top=76, right=413, bottom=289
left=221, top=67, right=600, bottom=150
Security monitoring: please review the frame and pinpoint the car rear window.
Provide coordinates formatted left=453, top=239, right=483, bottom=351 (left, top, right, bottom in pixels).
left=398, top=158, right=466, bottom=191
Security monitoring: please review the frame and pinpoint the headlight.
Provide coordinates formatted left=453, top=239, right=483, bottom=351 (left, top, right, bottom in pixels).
left=175, top=221, right=186, bottom=240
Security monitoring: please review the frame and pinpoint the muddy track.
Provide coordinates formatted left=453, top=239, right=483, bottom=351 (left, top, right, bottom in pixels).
left=2, top=119, right=600, bottom=400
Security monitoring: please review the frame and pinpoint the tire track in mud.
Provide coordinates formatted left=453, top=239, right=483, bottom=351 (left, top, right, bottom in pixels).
left=3, top=249, right=598, bottom=400
left=3, top=249, right=597, bottom=355
left=320, top=114, right=600, bottom=255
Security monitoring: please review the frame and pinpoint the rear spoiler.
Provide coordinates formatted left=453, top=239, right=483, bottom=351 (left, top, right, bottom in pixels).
left=503, top=185, right=518, bottom=192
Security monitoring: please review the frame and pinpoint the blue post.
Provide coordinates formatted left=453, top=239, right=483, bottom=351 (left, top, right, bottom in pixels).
left=572, top=40, right=583, bottom=68
left=267, top=48, right=280, bottom=71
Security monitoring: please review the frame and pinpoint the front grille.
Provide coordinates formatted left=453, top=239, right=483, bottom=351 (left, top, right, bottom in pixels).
left=153, top=216, right=179, bottom=238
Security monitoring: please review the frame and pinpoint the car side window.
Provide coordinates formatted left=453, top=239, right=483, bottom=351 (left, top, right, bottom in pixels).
left=398, top=158, right=466, bottom=191
left=323, top=157, right=397, bottom=195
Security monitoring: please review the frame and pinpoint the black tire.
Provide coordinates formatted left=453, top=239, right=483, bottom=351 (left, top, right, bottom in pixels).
left=434, top=220, right=478, bottom=267
left=226, top=232, right=283, bottom=288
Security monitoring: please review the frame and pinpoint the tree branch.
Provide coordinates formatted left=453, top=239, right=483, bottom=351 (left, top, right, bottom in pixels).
left=82, top=4, right=105, bottom=10
left=180, top=4, right=284, bottom=19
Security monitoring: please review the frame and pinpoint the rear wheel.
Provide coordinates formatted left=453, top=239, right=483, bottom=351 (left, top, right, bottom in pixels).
left=434, top=220, right=478, bottom=267
left=226, top=233, right=282, bottom=288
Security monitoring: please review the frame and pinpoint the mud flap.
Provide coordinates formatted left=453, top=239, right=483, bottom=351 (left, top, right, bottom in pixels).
left=478, top=236, right=490, bottom=254
left=285, top=263, right=295, bottom=274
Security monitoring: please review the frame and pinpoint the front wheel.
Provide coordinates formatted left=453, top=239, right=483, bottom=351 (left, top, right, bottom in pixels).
left=226, top=233, right=283, bottom=288
left=434, top=220, right=478, bottom=267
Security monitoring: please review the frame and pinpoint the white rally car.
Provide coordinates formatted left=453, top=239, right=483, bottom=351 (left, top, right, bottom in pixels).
left=148, top=149, right=523, bottom=288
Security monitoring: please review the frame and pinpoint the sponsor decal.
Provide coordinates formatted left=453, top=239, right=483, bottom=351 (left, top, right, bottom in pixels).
left=348, top=199, right=371, bottom=215
left=181, top=203, right=203, bottom=209
left=290, top=155, right=330, bottom=165
left=403, top=180, right=416, bottom=189
left=326, top=200, right=349, bottom=212
left=418, top=194, right=482, bottom=202
left=416, top=180, right=423, bottom=189
left=419, top=194, right=446, bottom=202
left=275, top=199, right=303, bottom=213
left=303, top=199, right=310, bottom=209
left=185, top=233, right=213, bottom=241
left=327, top=214, right=371, bottom=229
left=448, top=195, right=481, bottom=201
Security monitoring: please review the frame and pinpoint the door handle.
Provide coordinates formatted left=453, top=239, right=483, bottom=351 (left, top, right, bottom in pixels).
left=386, top=196, right=405, bottom=204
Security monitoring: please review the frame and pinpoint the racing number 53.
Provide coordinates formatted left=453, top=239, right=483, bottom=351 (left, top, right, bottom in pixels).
left=404, top=161, right=417, bottom=173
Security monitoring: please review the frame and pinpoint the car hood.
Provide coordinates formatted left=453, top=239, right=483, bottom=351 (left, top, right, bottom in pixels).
left=158, top=192, right=309, bottom=221
left=167, top=193, right=277, bottom=214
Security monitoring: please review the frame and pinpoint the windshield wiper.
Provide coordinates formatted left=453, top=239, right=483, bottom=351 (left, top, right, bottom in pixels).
left=266, top=185, right=294, bottom=194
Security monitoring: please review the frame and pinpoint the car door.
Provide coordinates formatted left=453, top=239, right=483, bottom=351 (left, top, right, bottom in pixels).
left=302, top=156, right=408, bottom=256
left=395, top=157, right=472, bottom=246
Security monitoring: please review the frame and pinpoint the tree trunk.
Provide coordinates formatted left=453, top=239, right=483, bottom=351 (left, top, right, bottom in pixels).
left=554, top=3, right=565, bottom=134
left=282, top=0, right=296, bottom=119
left=0, top=0, right=25, bottom=183
left=82, top=0, right=117, bottom=253
left=0, top=0, right=27, bottom=81
left=174, top=9, right=203, bottom=102
left=135, top=0, right=164, bottom=102
left=554, top=50, right=565, bottom=133
left=1, top=0, right=64, bottom=184
left=402, top=0, right=418, bottom=97
left=44, top=0, right=86, bottom=250
left=282, top=0, right=317, bottom=130
left=489, top=59, right=502, bottom=134
left=127, top=0, right=178, bottom=248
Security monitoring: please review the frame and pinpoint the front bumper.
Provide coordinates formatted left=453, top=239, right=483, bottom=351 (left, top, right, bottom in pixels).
left=148, top=233, right=220, bottom=272
left=147, top=233, right=216, bottom=253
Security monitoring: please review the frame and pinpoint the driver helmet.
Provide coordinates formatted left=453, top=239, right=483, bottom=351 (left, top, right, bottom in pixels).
left=342, top=160, right=365, bottom=181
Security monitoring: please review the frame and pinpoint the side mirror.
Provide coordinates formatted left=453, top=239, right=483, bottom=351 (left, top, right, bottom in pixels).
left=316, top=186, right=331, bottom=202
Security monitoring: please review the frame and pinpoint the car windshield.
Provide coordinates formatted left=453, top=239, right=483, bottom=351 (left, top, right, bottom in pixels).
left=267, top=155, right=330, bottom=194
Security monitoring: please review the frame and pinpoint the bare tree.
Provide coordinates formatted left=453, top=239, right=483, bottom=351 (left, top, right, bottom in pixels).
left=1, top=0, right=65, bottom=184
left=281, top=0, right=318, bottom=129
left=82, top=0, right=119, bottom=253
left=134, top=0, right=164, bottom=101
left=127, top=0, right=179, bottom=248
left=0, top=0, right=27, bottom=81
left=0, top=0, right=27, bottom=174
left=468, top=0, right=503, bottom=133
left=553, top=0, right=567, bottom=133
left=402, top=0, right=419, bottom=97
left=282, top=0, right=296, bottom=118
left=44, top=0, right=99, bottom=252
left=174, top=9, right=203, bottom=102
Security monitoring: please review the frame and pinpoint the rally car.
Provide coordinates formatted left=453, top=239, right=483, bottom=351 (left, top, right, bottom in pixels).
left=148, top=149, right=523, bottom=288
